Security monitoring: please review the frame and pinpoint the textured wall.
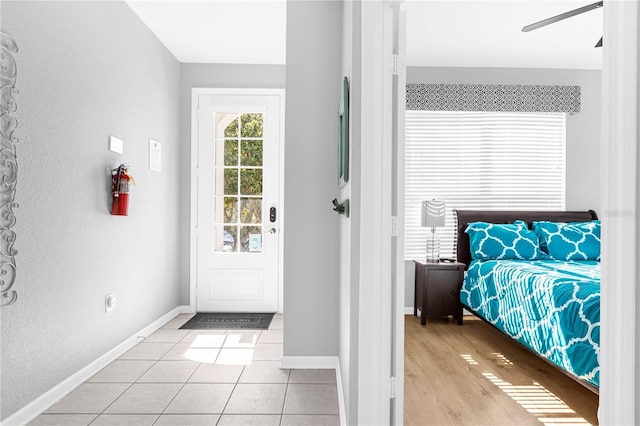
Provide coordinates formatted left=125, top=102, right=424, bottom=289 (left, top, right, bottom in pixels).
left=178, top=63, right=286, bottom=305
left=283, top=1, right=342, bottom=357
left=404, top=66, right=602, bottom=308
left=0, top=1, right=181, bottom=419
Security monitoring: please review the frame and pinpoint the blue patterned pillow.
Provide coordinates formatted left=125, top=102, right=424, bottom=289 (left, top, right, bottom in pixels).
left=465, top=220, right=544, bottom=260
left=533, top=221, right=601, bottom=261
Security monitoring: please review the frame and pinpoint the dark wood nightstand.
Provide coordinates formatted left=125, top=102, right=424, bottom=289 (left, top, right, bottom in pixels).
left=413, top=260, right=465, bottom=325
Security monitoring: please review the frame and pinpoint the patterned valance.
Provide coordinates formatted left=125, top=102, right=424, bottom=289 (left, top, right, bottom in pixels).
left=406, top=83, right=581, bottom=115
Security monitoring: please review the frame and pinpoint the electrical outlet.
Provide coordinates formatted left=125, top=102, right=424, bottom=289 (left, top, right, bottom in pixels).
left=105, top=294, right=116, bottom=313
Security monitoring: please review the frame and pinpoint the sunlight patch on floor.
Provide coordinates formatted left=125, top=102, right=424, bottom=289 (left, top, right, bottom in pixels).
left=482, top=372, right=591, bottom=426
left=461, top=354, right=479, bottom=365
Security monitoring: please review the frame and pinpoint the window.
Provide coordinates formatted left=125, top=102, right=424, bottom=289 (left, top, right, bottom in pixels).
left=405, top=111, right=566, bottom=260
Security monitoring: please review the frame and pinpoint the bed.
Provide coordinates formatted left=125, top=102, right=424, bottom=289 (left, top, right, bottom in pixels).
left=454, top=210, right=600, bottom=393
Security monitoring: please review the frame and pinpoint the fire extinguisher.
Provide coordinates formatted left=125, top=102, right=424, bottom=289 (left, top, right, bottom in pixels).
left=111, top=164, right=135, bottom=216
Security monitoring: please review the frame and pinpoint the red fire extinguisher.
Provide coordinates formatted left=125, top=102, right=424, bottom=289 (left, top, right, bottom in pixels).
left=111, top=164, right=135, bottom=216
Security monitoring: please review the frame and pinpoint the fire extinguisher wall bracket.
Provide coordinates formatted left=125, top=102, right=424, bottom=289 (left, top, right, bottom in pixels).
left=111, top=163, right=133, bottom=216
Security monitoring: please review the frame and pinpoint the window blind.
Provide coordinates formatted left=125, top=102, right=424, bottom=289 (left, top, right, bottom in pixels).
left=405, top=111, right=566, bottom=260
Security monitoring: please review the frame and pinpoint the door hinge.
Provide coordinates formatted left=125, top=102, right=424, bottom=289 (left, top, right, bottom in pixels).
left=390, top=376, right=397, bottom=398
left=391, top=53, right=406, bottom=76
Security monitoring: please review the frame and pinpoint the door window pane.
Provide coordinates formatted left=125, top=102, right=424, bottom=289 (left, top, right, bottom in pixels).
left=224, top=169, right=239, bottom=195
left=240, top=226, right=262, bottom=252
left=241, top=140, right=263, bottom=166
left=224, top=140, right=238, bottom=166
left=240, top=198, right=262, bottom=224
left=240, top=169, right=262, bottom=195
left=240, top=113, right=264, bottom=137
left=223, top=197, right=238, bottom=222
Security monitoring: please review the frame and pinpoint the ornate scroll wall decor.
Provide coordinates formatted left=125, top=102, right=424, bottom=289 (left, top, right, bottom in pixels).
left=1, top=30, right=19, bottom=306
left=406, top=83, right=581, bottom=115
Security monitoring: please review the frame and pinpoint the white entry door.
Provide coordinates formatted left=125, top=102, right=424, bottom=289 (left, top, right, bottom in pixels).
left=195, top=90, right=283, bottom=312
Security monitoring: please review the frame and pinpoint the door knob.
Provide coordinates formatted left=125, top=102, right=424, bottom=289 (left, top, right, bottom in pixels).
left=264, top=227, right=276, bottom=234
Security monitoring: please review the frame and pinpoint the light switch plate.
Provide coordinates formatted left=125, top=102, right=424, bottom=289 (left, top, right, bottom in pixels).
left=109, top=136, right=123, bottom=154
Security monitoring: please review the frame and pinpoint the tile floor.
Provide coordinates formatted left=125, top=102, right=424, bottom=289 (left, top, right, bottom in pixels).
left=29, top=314, right=340, bottom=426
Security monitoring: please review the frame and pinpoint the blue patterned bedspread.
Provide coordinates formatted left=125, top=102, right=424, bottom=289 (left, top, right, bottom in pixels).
left=460, top=259, right=600, bottom=387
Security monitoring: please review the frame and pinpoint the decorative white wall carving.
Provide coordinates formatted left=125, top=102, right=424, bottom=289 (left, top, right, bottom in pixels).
left=1, top=30, right=19, bottom=306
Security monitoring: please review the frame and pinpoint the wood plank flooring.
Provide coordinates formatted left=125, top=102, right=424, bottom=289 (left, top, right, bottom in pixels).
left=405, top=315, right=599, bottom=426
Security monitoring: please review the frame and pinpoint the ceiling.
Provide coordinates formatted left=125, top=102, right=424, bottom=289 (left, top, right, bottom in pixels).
left=126, top=0, right=602, bottom=70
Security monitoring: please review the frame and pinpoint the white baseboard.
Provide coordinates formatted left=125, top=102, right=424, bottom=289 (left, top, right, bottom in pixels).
left=2, top=305, right=189, bottom=426
left=280, top=356, right=345, bottom=426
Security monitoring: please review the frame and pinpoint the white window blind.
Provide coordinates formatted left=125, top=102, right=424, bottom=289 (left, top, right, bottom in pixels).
left=405, top=111, right=566, bottom=260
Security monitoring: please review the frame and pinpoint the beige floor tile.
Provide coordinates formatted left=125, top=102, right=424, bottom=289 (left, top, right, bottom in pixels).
left=45, top=383, right=129, bottom=414
left=283, top=384, right=339, bottom=415
left=181, top=330, right=227, bottom=348
left=88, top=414, right=158, bottom=425
left=163, top=383, right=234, bottom=414
left=87, top=360, right=155, bottom=383
left=136, top=360, right=199, bottom=383
left=280, top=414, right=341, bottom=426
left=239, top=361, right=290, bottom=384
left=223, top=330, right=261, bottom=348
left=257, top=330, right=283, bottom=344
left=288, top=369, right=337, bottom=384
left=224, top=384, right=287, bottom=414
left=161, top=343, right=219, bottom=363
left=273, top=313, right=283, bottom=319
left=188, top=363, right=244, bottom=383
left=251, top=344, right=282, bottom=361
left=154, top=414, right=220, bottom=425
left=119, top=342, right=174, bottom=360
left=144, top=329, right=190, bottom=343
left=268, top=318, right=283, bottom=330
left=104, top=383, right=182, bottom=414
left=216, top=348, right=255, bottom=365
left=162, top=314, right=195, bottom=329
left=217, top=414, right=281, bottom=425
left=27, top=414, right=97, bottom=426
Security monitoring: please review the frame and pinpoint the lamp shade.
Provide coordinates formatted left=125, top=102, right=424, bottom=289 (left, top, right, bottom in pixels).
left=421, top=200, right=446, bottom=227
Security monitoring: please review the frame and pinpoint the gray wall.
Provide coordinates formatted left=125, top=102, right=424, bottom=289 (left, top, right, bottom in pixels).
left=404, top=67, right=602, bottom=308
left=178, top=64, right=286, bottom=304
left=283, top=1, right=342, bottom=357
left=1, top=1, right=181, bottom=420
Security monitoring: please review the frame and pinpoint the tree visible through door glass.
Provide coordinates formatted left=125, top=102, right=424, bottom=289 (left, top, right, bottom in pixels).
left=213, top=112, right=265, bottom=253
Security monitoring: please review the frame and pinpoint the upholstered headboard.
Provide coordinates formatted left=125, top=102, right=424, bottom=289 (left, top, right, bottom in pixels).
left=454, top=210, right=599, bottom=267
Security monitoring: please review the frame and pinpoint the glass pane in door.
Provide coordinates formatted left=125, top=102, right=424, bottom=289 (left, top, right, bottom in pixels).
left=213, top=111, right=265, bottom=253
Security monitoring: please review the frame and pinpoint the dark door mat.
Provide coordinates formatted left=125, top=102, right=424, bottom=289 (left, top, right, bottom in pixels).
left=180, top=313, right=275, bottom=330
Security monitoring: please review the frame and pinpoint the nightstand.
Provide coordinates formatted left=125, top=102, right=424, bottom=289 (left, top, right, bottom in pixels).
left=413, top=260, right=465, bottom=325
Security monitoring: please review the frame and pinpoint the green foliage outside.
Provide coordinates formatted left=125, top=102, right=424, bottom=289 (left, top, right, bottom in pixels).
left=221, top=113, right=264, bottom=252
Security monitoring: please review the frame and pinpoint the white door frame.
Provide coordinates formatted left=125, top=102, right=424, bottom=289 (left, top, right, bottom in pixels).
left=190, top=88, right=286, bottom=314
left=599, top=1, right=639, bottom=424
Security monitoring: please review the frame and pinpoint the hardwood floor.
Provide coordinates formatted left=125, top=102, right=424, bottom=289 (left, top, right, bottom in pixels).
left=404, top=315, right=599, bottom=426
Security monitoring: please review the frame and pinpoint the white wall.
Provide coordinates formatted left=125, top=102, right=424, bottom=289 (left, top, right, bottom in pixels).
left=1, top=1, right=181, bottom=420
left=178, top=63, right=286, bottom=304
left=404, top=66, right=602, bottom=308
left=283, top=1, right=342, bottom=357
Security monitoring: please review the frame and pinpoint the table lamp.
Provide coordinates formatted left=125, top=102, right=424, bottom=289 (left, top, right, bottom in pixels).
left=421, top=199, right=446, bottom=262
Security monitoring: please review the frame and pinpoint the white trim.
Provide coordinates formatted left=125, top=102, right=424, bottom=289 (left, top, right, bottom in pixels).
left=600, top=1, right=639, bottom=424
left=335, top=359, right=347, bottom=426
left=1, top=306, right=189, bottom=426
left=357, top=2, right=394, bottom=425
left=189, top=88, right=286, bottom=314
left=404, top=307, right=414, bottom=315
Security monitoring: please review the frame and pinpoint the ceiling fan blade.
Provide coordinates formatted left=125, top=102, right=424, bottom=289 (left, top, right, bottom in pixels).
left=522, top=1, right=603, bottom=32
left=595, top=36, right=603, bottom=48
